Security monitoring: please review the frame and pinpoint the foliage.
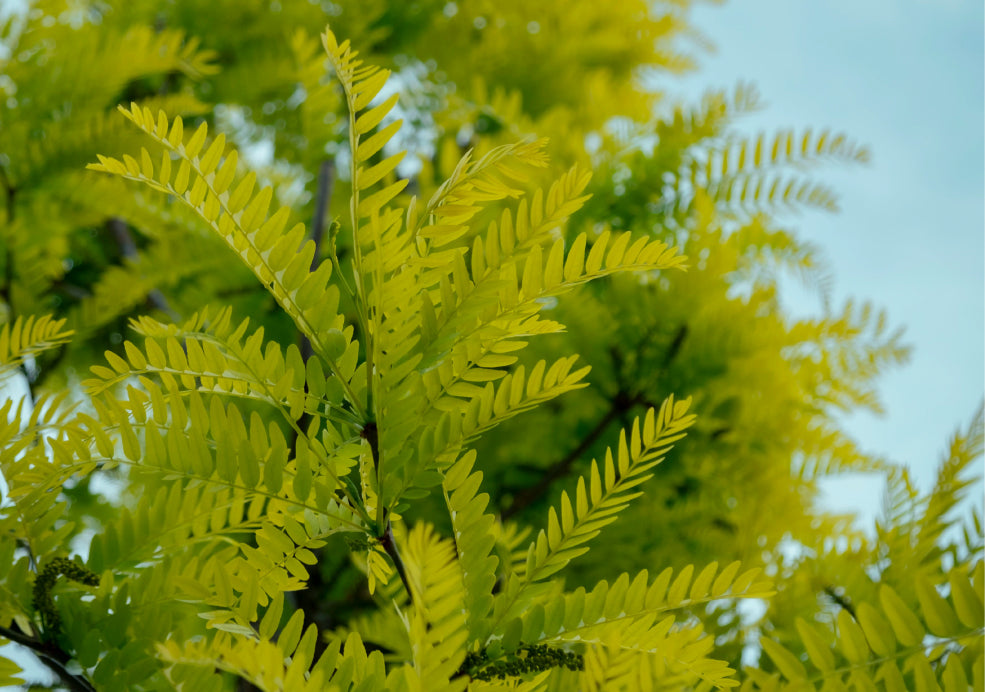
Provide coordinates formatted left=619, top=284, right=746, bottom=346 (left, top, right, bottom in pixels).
left=0, top=1, right=980, bottom=691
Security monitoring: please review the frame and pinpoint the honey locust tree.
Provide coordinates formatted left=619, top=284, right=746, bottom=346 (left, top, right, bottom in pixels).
left=0, top=1, right=981, bottom=690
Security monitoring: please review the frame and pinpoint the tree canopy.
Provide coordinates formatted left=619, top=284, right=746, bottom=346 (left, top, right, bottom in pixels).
left=0, top=1, right=981, bottom=690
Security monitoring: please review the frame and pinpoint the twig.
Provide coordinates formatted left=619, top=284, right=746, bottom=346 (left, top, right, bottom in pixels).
left=0, top=624, right=97, bottom=692
left=500, top=391, right=637, bottom=521
left=290, top=159, right=370, bottom=527
left=500, top=324, right=689, bottom=520
left=379, top=519, right=413, bottom=605
left=294, top=160, right=335, bottom=441
left=1, top=167, right=15, bottom=313
left=107, top=218, right=178, bottom=321
left=823, top=585, right=857, bottom=618
left=662, top=324, right=688, bottom=369
left=238, top=161, right=333, bottom=692
left=0, top=171, right=40, bottom=408
left=358, top=418, right=413, bottom=605
left=309, top=161, right=335, bottom=269
left=300, top=159, right=335, bottom=363
left=1, top=166, right=18, bottom=318
left=269, top=158, right=366, bottom=682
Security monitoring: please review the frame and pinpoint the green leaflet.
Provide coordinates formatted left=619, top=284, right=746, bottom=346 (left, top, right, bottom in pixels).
left=759, top=571, right=985, bottom=691
left=0, top=314, right=73, bottom=375
left=1, top=11, right=979, bottom=692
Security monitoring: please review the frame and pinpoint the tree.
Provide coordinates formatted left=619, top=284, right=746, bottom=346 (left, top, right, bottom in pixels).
left=0, top=2, right=981, bottom=690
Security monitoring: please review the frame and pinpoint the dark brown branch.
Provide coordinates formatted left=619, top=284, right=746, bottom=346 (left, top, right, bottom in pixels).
left=0, top=624, right=97, bottom=692
left=358, top=419, right=414, bottom=605
left=107, top=217, right=138, bottom=258
left=300, top=159, right=335, bottom=363
left=0, top=165, right=13, bottom=225
left=261, top=159, right=364, bottom=689
left=51, top=280, right=92, bottom=302
left=1, top=167, right=17, bottom=312
left=0, top=246, right=12, bottom=315
left=236, top=160, right=334, bottom=690
left=107, top=218, right=178, bottom=321
left=823, top=585, right=857, bottom=618
left=662, top=324, right=688, bottom=369
left=500, top=323, right=689, bottom=521
left=0, top=174, right=40, bottom=407
left=231, top=161, right=329, bottom=688
left=379, top=519, right=413, bottom=604
left=501, top=391, right=639, bottom=521
left=309, top=161, right=335, bottom=271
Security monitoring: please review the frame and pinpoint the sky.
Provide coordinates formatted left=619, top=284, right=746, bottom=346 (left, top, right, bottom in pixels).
left=675, top=0, right=985, bottom=526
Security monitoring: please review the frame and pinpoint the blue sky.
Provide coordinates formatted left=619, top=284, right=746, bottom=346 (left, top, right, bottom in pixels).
left=677, top=0, right=984, bottom=524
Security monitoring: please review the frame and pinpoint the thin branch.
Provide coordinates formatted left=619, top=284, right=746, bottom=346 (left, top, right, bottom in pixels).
left=358, top=418, right=413, bottom=605
left=661, top=324, right=689, bottom=370
left=274, top=158, right=354, bottom=678
left=0, top=172, right=40, bottom=409
left=300, top=159, right=335, bottom=363
left=290, top=159, right=367, bottom=511
left=1, top=166, right=17, bottom=314
left=501, top=391, right=638, bottom=521
left=823, top=585, right=857, bottom=619
left=309, top=161, right=335, bottom=269
left=51, top=280, right=91, bottom=302
left=500, top=324, right=689, bottom=520
left=107, top=217, right=178, bottom=321
left=379, top=519, right=413, bottom=605
left=0, top=625, right=97, bottom=692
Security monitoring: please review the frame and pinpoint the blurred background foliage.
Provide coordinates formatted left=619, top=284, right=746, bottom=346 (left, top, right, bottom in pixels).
left=0, top=0, right=980, bottom=686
